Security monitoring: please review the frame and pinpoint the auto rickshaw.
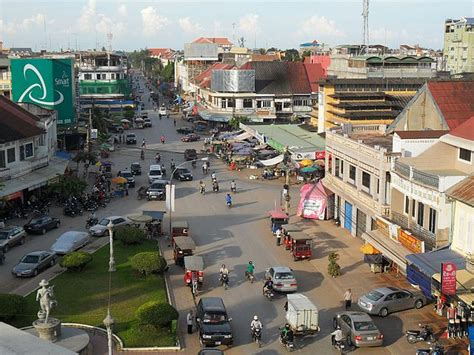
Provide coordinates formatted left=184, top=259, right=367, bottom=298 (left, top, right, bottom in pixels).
left=173, top=237, right=196, bottom=266
left=269, top=210, right=289, bottom=233
left=290, top=232, right=313, bottom=261
left=171, top=220, right=189, bottom=245
left=282, top=224, right=303, bottom=250
left=184, top=255, right=204, bottom=295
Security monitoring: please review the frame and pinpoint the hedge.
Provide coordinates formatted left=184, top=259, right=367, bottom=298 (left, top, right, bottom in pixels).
left=59, top=251, right=93, bottom=271
left=0, top=294, right=27, bottom=322
left=115, top=227, right=145, bottom=245
left=130, top=252, right=167, bottom=276
left=136, top=301, right=179, bottom=328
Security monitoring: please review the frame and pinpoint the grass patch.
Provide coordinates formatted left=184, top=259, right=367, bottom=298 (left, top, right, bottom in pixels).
left=13, top=240, right=175, bottom=347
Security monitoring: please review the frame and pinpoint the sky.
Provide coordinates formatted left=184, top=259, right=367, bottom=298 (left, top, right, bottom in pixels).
left=0, top=0, right=472, bottom=52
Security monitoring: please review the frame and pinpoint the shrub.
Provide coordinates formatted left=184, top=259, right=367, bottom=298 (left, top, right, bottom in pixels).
left=136, top=301, right=179, bottom=328
left=131, top=252, right=167, bottom=276
left=0, top=294, right=27, bottom=322
left=115, top=227, right=145, bottom=245
left=59, top=251, right=93, bottom=271
left=328, top=252, right=341, bottom=278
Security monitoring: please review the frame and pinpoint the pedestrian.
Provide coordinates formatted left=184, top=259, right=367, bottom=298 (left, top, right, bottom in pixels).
left=125, top=184, right=129, bottom=196
left=173, top=118, right=176, bottom=126
left=106, top=179, right=111, bottom=192
left=344, top=288, right=352, bottom=310
left=186, top=310, right=194, bottom=334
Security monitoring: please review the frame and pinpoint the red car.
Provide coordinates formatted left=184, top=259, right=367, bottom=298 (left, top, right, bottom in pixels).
left=181, top=133, right=200, bottom=142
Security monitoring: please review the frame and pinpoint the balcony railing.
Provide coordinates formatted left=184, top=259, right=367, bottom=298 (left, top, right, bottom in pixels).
left=412, top=168, right=439, bottom=189
left=391, top=211, right=435, bottom=251
left=394, top=161, right=410, bottom=178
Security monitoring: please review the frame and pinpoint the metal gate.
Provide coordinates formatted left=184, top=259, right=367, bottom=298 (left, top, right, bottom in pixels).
left=344, top=202, right=352, bottom=232
left=356, top=209, right=367, bottom=238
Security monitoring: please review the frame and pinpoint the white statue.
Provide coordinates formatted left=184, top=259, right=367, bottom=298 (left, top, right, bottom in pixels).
left=36, top=279, right=57, bottom=324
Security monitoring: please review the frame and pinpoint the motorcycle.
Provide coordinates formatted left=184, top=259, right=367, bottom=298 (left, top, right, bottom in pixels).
left=416, top=344, right=444, bottom=355
left=333, top=339, right=345, bottom=354
left=263, top=287, right=274, bottom=301
left=279, top=334, right=294, bottom=352
left=140, top=150, right=145, bottom=160
left=245, top=271, right=255, bottom=283
left=252, top=327, right=262, bottom=347
left=212, top=183, right=219, bottom=193
left=406, top=324, right=435, bottom=344
left=200, top=186, right=205, bottom=195
left=191, top=160, right=196, bottom=169
left=231, top=185, right=236, bottom=193
left=63, top=205, right=83, bottom=217
left=155, top=154, right=161, bottom=163
left=226, top=200, right=232, bottom=208
left=86, top=217, right=99, bottom=229
left=220, top=273, right=229, bottom=290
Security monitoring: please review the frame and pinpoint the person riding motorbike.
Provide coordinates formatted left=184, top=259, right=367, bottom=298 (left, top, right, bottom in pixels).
left=191, top=160, right=196, bottom=168
left=263, top=277, right=274, bottom=296
left=155, top=153, right=161, bottom=163
left=251, top=315, right=263, bottom=333
left=226, top=193, right=232, bottom=207
left=170, top=159, right=176, bottom=171
left=140, top=149, right=145, bottom=160
left=230, top=180, right=236, bottom=192
left=202, top=163, right=208, bottom=174
left=211, top=172, right=217, bottom=181
left=219, top=264, right=229, bottom=286
left=199, top=181, right=206, bottom=194
left=212, top=180, right=219, bottom=192
left=331, top=325, right=344, bottom=346
left=245, top=261, right=255, bottom=279
left=280, top=323, right=294, bottom=344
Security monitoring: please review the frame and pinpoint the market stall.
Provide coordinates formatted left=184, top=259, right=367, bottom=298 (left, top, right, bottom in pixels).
left=297, top=181, right=334, bottom=220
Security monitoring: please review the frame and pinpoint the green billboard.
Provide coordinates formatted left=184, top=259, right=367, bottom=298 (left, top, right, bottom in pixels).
left=11, top=58, right=75, bottom=125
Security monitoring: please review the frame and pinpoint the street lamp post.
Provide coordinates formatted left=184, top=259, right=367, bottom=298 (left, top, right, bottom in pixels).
left=103, top=308, right=115, bottom=355
left=107, top=221, right=116, bottom=272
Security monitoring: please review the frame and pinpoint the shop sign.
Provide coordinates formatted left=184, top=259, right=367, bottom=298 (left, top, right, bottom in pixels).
left=398, top=229, right=424, bottom=254
left=375, top=218, right=389, bottom=237
left=291, top=151, right=315, bottom=161
left=441, top=262, right=457, bottom=296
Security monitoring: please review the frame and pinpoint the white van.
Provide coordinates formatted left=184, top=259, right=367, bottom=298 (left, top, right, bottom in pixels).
left=148, top=164, right=164, bottom=183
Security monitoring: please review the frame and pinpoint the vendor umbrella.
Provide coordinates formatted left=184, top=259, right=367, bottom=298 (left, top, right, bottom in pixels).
left=121, top=119, right=130, bottom=123
left=111, top=176, right=128, bottom=184
left=128, top=214, right=153, bottom=223
left=135, top=117, right=144, bottom=122
left=299, top=159, right=313, bottom=167
left=300, top=166, right=318, bottom=174
left=101, top=143, right=112, bottom=150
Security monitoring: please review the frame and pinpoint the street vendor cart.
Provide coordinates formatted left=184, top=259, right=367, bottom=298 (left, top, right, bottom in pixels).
left=290, top=232, right=313, bottom=261
left=184, top=255, right=204, bottom=296
left=285, top=293, right=319, bottom=337
left=269, top=210, right=289, bottom=233
left=282, top=224, right=302, bottom=250
left=173, top=237, right=196, bottom=266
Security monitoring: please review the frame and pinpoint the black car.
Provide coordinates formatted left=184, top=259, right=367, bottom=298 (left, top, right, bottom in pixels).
left=126, top=133, right=137, bottom=144
left=109, top=124, right=124, bottom=133
left=196, top=297, right=233, bottom=347
left=130, top=162, right=142, bottom=175
left=176, top=127, right=194, bottom=134
left=12, top=251, right=57, bottom=277
left=184, top=149, right=198, bottom=161
left=147, top=180, right=167, bottom=200
left=173, top=167, right=193, bottom=181
left=24, top=216, right=60, bottom=235
left=120, top=170, right=136, bottom=187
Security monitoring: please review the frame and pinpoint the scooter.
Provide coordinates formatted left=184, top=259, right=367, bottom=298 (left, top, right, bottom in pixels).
left=264, top=287, right=274, bottom=301
left=86, top=217, right=98, bottom=229
left=220, top=273, right=229, bottom=290
left=252, top=327, right=262, bottom=347
left=416, top=344, right=444, bottom=355
left=200, top=186, right=205, bottom=195
left=155, top=154, right=161, bottom=163
left=406, top=324, right=435, bottom=344
left=333, top=339, right=345, bottom=354
left=245, top=271, right=255, bottom=283
left=231, top=185, right=236, bottom=193
left=279, top=334, right=294, bottom=352
left=226, top=200, right=232, bottom=208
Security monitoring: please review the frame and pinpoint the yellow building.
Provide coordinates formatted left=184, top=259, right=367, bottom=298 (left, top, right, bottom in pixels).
left=444, top=17, right=474, bottom=74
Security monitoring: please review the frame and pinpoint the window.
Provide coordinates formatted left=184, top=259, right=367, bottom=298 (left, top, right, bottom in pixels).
left=0, top=151, right=5, bottom=168
left=243, top=99, right=253, bottom=108
left=20, top=143, right=33, bottom=161
left=349, top=165, right=356, bottom=182
left=256, top=100, right=271, bottom=108
left=293, top=97, right=311, bottom=106
left=362, top=171, right=371, bottom=190
left=459, top=148, right=472, bottom=162
left=404, top=196, right=409, bottom=214
left=7, top=148, right=15, bottom=163
left=429, top=208, right=437, bottom=234
left=334, top=158, right=340, bottom=177
left=417, top=202, right=424, bottom=226
left=96, top=74, right=101, bottom=80
left=84, top=73, right=92, bottom=80
left=411, top=199, right=416, bottom=218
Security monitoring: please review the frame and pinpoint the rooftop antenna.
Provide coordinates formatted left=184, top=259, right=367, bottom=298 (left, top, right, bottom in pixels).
left=43, top=14, right=47, bottom=51
left=232, top=22, right=236, bottom=44
left=107, top=32, right=113, bottom=53
left=362, top=0, right=369, bottom=54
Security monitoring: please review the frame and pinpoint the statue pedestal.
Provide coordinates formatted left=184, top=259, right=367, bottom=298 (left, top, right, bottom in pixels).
left=33, top=318, right=61, bottom=342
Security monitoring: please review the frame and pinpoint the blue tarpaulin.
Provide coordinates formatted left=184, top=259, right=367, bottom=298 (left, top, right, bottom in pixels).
left=142, top=211, right=166, bottom=221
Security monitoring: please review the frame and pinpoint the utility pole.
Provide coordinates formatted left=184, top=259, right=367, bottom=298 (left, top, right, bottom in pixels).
left=283, top=147, right=291, bottom=214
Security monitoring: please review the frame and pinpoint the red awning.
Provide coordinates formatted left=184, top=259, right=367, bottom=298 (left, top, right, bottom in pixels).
left=268, top=210, right=288, bottom=219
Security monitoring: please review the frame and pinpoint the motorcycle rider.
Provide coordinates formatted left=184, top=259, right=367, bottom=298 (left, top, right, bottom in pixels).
left=202, top=163, right=208, bottom=174
left=219, top=264, right=229, bottom=286
left=212, top=180, right=219, bottom=192
left=230, top=179, right=236, bottom=192
left=155, top=152, right=161, bottom=162
left=191, top=160, right=196, bottom=168
left=170, top=159, right=176, bottom=171
left=225, top=193, right=232, bottom=207
left=211, top=171, right=217, bottom=181
left=331, top=325, right=344, bottom=346
left=263, top=276, right=274, bottom=296
left=87, top=211, right=97, bottom=227
left=140, top=149, right=145, bottom=160
left=250, top=315, right=263, bottom=335
left=280, top=323, right=294, bottom=345
left=199, top=181, right=206, bottom=194
left=245, top=261, right=255, bottom=279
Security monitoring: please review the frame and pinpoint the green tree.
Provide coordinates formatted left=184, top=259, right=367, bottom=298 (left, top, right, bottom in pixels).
left=284, top=49, right=300, bottom=62
left=161, top=62, right=174, bottom=83
left=302, top=50, right=311, bottom=59
left=47, top=175, right=88, bottom=198
left=91, top=107, right=108, bottom=134
left=258, top=48, right=267, bottom=55
left=328, top=252, right=341, bottom=278
left=229, top=116, right=249, bottom=130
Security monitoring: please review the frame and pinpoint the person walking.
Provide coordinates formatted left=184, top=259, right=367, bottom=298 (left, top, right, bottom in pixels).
left=186, top=310, right=194, bottom=334
left=344, top=288, right=352, bottom=310
left=173, top=118, right=176, bottom=126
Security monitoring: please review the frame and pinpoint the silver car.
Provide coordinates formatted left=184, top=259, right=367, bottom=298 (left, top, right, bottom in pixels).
left=265, top=266, right=298, bottom=292
left=89, top=216, right=130, bottom=237
left=12, top=251, right=57, bottom=277
left=0, top=226, right=27, bottom=253
left=51, top=231, right=90, bottom=255
left=357, top=286, right=426, bottom=317
left=333, top=311, right=384, bottom=347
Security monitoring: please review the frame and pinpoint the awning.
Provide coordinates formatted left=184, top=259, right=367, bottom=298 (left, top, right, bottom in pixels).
left=406, top=249, right=466, bottom=279
left=0, top=157, right=69, bottom=198
left=259, top=154, right=284, bottom=166
left=229, top=131, right=252, bottom=142
left=362, top=230, right=411, bottom=272
left=142, top=210, right=166, bottom=221
left=360, top=243, right=381, bottom=254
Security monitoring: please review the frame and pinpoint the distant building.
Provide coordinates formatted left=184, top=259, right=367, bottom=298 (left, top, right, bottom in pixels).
left=148, top=48, right=175, bottom=66
left=9, top=47, right=33, bottom=57
left=192, top=37, right=233, bottom=53
left=0, top=57, right=11, bottom=98
left=444, top=17, right=474, bottom=74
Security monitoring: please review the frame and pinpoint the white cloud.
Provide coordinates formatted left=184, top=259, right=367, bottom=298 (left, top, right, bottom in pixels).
left=118, top=4, right=127, bottom=17
left=96, top=14, right=126, bottom=35
left=79, top=0, right=96, bottom=32
left=238, top=13, right=259, bottom=35
left=78, top=0, right=126, bottom=34
left=0, top=14, right=49, bottom=36
left=298, top=15, right=345, bottom=38
left=178, top=17, right=203, bottom=34
left=141, top=7, right=170, bottom=36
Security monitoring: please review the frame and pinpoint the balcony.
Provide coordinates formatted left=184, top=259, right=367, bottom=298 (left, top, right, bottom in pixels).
left=391, top=211, right=435, bottom=250
left=393, top=161, right=439, bottom=189
left=0, top=155, right=49, bottom=181
left=394, top=161, right=410, bottom=178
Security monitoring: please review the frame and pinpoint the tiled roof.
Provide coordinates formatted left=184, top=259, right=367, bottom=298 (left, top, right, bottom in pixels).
left=395, top=130, right=449, bottom=139
left=446, top=176, right=474, bottom=207
left=428, top=81, right=474, bottom=130
left=250, top=54, right=279, bottom=62
left=0, top=96, right=44, bottom=143
left=193, top=63, right=234, bottom=88
left=303, top=63, right=326, bottom=93
left=287, top=62, right=311, bottom=94
left=193, top=37, right=233, bottom=46
left=448, top=116, right=474, bottom=141
left=148, top=48, right=174, bottom=59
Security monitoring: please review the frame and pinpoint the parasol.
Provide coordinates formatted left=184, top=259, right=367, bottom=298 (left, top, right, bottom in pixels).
left=121, top=119, right=130, bottom=123
left=135, top=117, right=144, bottom=122
left=111, top=176, right=128, bottom=184
left=128, top=214, right=153, bottom=223
left=300, top=166, right=318, bottom=174
left=299, top=159, right=313, bottom=167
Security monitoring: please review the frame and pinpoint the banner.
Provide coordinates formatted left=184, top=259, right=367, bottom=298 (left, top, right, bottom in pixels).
left=441, top=262, right=457, bottom=296
left=165, top=184, right=175, bottom=212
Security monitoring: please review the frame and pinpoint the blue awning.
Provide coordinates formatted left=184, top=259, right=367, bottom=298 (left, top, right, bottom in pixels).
left=142, top=210, right=166, bottom=221
left=406, top=249, right=466, bottom=279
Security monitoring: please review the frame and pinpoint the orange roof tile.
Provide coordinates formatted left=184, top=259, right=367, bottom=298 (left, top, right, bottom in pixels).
left=448, top=116, right=474, bottom=140
left=193, top=37, right=233, bottom=46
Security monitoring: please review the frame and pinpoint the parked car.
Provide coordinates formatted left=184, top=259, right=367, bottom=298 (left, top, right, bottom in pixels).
left=126, top=133, right=137, bottom=145
left=120, top=170, right=136, bottom=188
left=0, top=227, right=26, bottom=253
left=357, top=286, right=426, bottom=317
left=184, top=149, right=198, bottom=161
left=24, top=216, right=60, bottom=235
left=143, top=118, right=152, bottom=128
left=51, top=231, right=90, bottom=255
left=159, top=106, right=167, bottom=117
left=198, top=350, right=224, bottom=355
left=265, top=266, right=298, bottom=292
left=130, top=162, right=142, bottom=175
left=176, top=127, right=194, bottom=134
left=109, top=124, right=124, bottom=134
left=196, top=297, right=233, bottom=347
left=147, top=180, right=167, bottom=201
left=141, top=112, right=148, bottom=119
left=148, top=164, right=165, bottom=183
left=173, top=167, right=193, bottom=181
left=333, top=311, right=384, bottom=347
left=181, top=133, right=201, bottom=142
left=89, top=216, right=130, bottom=237
left=12, top=251, right=57, bottom=277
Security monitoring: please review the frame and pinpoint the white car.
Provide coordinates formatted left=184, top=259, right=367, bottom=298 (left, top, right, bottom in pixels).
left=51, top=231, right=90, bottom=255
left=89, top=216, right=130, bottom=237
left=148, top=164, right=165, bottom=183
left=159, top=106, right=167, bottom=117
left=265, top=266, right=298, bottom=292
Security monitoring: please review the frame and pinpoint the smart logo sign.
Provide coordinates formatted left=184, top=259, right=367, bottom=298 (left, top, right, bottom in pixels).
left=11, top=58, right=75, bottom=125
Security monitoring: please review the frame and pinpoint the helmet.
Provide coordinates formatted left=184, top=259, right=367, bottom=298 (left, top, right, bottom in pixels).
left=222, top=264, right=226, bottom=268
left=249, top=261, right=253, bottom=264
left=253, top=315, right=258, bottom=320
left=336, top=325, right=341, bottom=330
left=285, top=323, right=290, bottom=329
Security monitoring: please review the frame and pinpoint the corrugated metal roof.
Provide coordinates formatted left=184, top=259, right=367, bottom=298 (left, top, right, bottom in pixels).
left=446, top=175, right=474, bottom=207
left=395, top=130, right=448, bottom=139
left=304, top=63, right=326, bottom=93
left=0, top=96, right=44, bottom=143
left=428, top=81, right=474, bottom=130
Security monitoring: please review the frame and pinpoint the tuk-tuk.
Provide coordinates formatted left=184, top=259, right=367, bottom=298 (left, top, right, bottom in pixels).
left=171, top=220, right=189, bottom=241
left=173, top=237, right=196, bottom=266
left=184, top=255, right=204, bottom=295
left=290, top=232, right=313, bottom=261
left=282, top=224, right=302, bottom=250
left=269, top=210, right=289, bottom=233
